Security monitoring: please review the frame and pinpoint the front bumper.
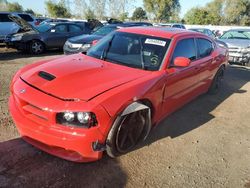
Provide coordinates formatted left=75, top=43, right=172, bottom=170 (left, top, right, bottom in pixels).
left=228, top=51, right=250, bottom=64
left=5, top=41, right=27, bottom=51
left=9, top=79, right=111, bottom=162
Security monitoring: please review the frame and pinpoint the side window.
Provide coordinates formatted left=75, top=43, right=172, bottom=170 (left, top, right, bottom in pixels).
left=0, top=14, right=13, bottom=22
left=173, top=24, right=181, bottom=28
left=197, top=38, right=214, bottom=58
left=69, top=24, right=82, bottom=32
left=54, top=25, right=68, bottom=33
left=18, top=14, right=34, bottom=22
left=171, top=38, right=196, bottom=64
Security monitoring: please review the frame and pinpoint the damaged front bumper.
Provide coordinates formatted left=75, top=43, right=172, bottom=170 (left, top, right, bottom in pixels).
left=9, top=78, right=111, bottom=162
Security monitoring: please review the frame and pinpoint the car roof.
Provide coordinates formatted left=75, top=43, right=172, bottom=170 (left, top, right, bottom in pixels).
left=117, top=27, right=195, bottom=38
left=228, top=28, right=250, bottom=32
left=190, top=28, right=208, bottom=30
left=0, top=11, right=30, bottom=14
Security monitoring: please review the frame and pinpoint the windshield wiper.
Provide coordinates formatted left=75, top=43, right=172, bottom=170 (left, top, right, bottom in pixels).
left=100, top=35, right=115, bottom=60
left=139, top=37, right=145, bottom=70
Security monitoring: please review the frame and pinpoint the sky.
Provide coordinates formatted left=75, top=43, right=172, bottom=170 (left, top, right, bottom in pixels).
left=8, top=0, right=212, bottom=18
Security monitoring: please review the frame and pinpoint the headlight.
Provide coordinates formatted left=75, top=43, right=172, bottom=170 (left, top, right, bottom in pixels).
left=80, top=43, right=92, bottom=51
left=241, top=47, right=250, bottom=53
left=56, top=112, right=97, bottom=128
left=11, top=34, right=23, bottom=41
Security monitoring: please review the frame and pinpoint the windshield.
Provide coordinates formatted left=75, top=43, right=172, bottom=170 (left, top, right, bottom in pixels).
left=220, top=30, right=250, bottom=40
left=191, top=29, right=205, bottom=33
left=93, top=26, right=118, bottom=36
left=36, top=24, right=53, bottom=32
left=87, top=31, right=171, bottom=71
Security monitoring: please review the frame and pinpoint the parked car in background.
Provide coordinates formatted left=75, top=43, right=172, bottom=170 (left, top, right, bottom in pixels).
left=123, top=21, right=152, bottom=26
left=64, top=22, right=151, bottom=55
left=9, top=27, right=228, bottom=162
left=0, top=12, right=38, bottom=42
left=155, top=23, right=186, bottom=29
left=218, top=29, right=250, bottom=66
left=35, top=17, right=48, bottom=25
left=39, top=18, right=71, bottom=25
left=189, top=28, right=216, bottom=38
left=5, top=14, right=102, bottom=54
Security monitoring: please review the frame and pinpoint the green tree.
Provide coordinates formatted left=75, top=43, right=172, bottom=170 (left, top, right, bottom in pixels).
left=206, top=0, right=224, bottom=25
left=224, top=0, right=250, bottom=25
left=143, top=0, right=180, bottom=22
left=119, top=12, right=129, bottom=21
left=84, top=8, right=96, bottom=20
left=0, top=0, right=8, bottom=11
left=25, top=8, right=35, bottom=15
left=184, top=0, right=250, bottom=26
left=45, top=0, right=71, bottom=18
left=184, top=7, right=210, bottom=25
left=7, top=2, right=23, bottom=12
left=91, top=0, right=106, bottom=19
left=132, top=7, right=147, bottom=21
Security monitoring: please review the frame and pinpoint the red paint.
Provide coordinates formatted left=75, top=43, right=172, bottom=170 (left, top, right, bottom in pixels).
left=9, top=27, right=228, bottom=162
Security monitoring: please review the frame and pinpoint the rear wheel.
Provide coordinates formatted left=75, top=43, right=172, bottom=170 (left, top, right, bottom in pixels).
left=29, top=40, right=45, bottom=54
left=106, top=108, right=151, bottom=158
left=208, top=68, right=224, bottom=95
left=244, top=60, right=250, bottom=67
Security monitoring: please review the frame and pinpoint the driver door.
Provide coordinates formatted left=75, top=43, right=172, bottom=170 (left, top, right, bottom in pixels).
left=162, top=37, right=202, bottom=116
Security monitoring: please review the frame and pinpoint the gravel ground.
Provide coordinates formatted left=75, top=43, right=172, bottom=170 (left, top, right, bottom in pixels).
left=0, top=46, right=250, bottom=188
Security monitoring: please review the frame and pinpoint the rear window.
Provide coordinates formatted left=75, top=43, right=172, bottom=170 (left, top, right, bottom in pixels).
left=18, top=14, right=34, bottom=22
left=0, top=13, right=13, bottom=22
left=197, top=38, right=214, bottom=58
left=69, top=24, right=82, bottom=32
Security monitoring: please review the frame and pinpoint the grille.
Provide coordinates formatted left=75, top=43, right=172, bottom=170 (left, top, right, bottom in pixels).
left=228, top=47, right=240, bottom=53
left=15, top=95, right=51, bottom=126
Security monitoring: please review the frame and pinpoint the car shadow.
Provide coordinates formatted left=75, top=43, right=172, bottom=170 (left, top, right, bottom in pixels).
left=0, top=48, right=64, bottom=61
left=0, top=138, right=127, bottom=187
left=142, top=65, right=249, bottom=146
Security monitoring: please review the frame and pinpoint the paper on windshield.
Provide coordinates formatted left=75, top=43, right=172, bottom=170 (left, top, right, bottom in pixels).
left=145, top=39, right=166, bottom=47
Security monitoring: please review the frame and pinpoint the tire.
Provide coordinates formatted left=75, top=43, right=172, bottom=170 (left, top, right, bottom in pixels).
left=244, top=60, right=250, bottom=67
left=106, top=109, right=151, bottom=158
left=29, top=40, right=45, bottom=54
left=208, top=68, right=224, bottom=95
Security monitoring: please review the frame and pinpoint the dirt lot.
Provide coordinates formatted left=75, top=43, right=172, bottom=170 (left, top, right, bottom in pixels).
left=0, top=45, right=250, bottom=188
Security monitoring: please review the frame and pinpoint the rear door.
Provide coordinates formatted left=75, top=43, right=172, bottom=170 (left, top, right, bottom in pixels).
left=162, top=37, right=202, bottom=115
left=68, top=24, right=84, bottom=37
left=195, top=37, right=216, bottom=89
left=45, top=24, right=69, bottom=48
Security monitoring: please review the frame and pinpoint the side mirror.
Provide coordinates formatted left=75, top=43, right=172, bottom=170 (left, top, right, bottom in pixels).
left=173, top=57, right=191, bottom=67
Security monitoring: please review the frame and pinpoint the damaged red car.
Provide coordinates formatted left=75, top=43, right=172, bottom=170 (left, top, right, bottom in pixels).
left=9, top=27, right=228, bottom=162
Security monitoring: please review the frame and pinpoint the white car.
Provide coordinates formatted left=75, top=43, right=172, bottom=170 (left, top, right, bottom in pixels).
left=0, top=12, right=38, bottom=42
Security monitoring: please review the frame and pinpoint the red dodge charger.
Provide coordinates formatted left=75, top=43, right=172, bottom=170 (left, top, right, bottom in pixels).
left=9, top=27, right=228, bottom=162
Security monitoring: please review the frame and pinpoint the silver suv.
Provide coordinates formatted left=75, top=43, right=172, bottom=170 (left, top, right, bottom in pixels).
left=0, top=12, right=38, bottom=42
left=218, top=29, right=250, bottom=67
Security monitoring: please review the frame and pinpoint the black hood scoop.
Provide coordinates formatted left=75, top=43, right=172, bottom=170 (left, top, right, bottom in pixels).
left=38, top=71, right=56, bottom=81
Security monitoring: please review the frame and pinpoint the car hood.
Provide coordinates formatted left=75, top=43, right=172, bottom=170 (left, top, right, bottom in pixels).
left=68, top=34, right=103, bottom=44
left=8, top=14, right=38, bottom=32
left=219, top=39, right=250, bottom=48
left=20, top=54, right=149, bottom=101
